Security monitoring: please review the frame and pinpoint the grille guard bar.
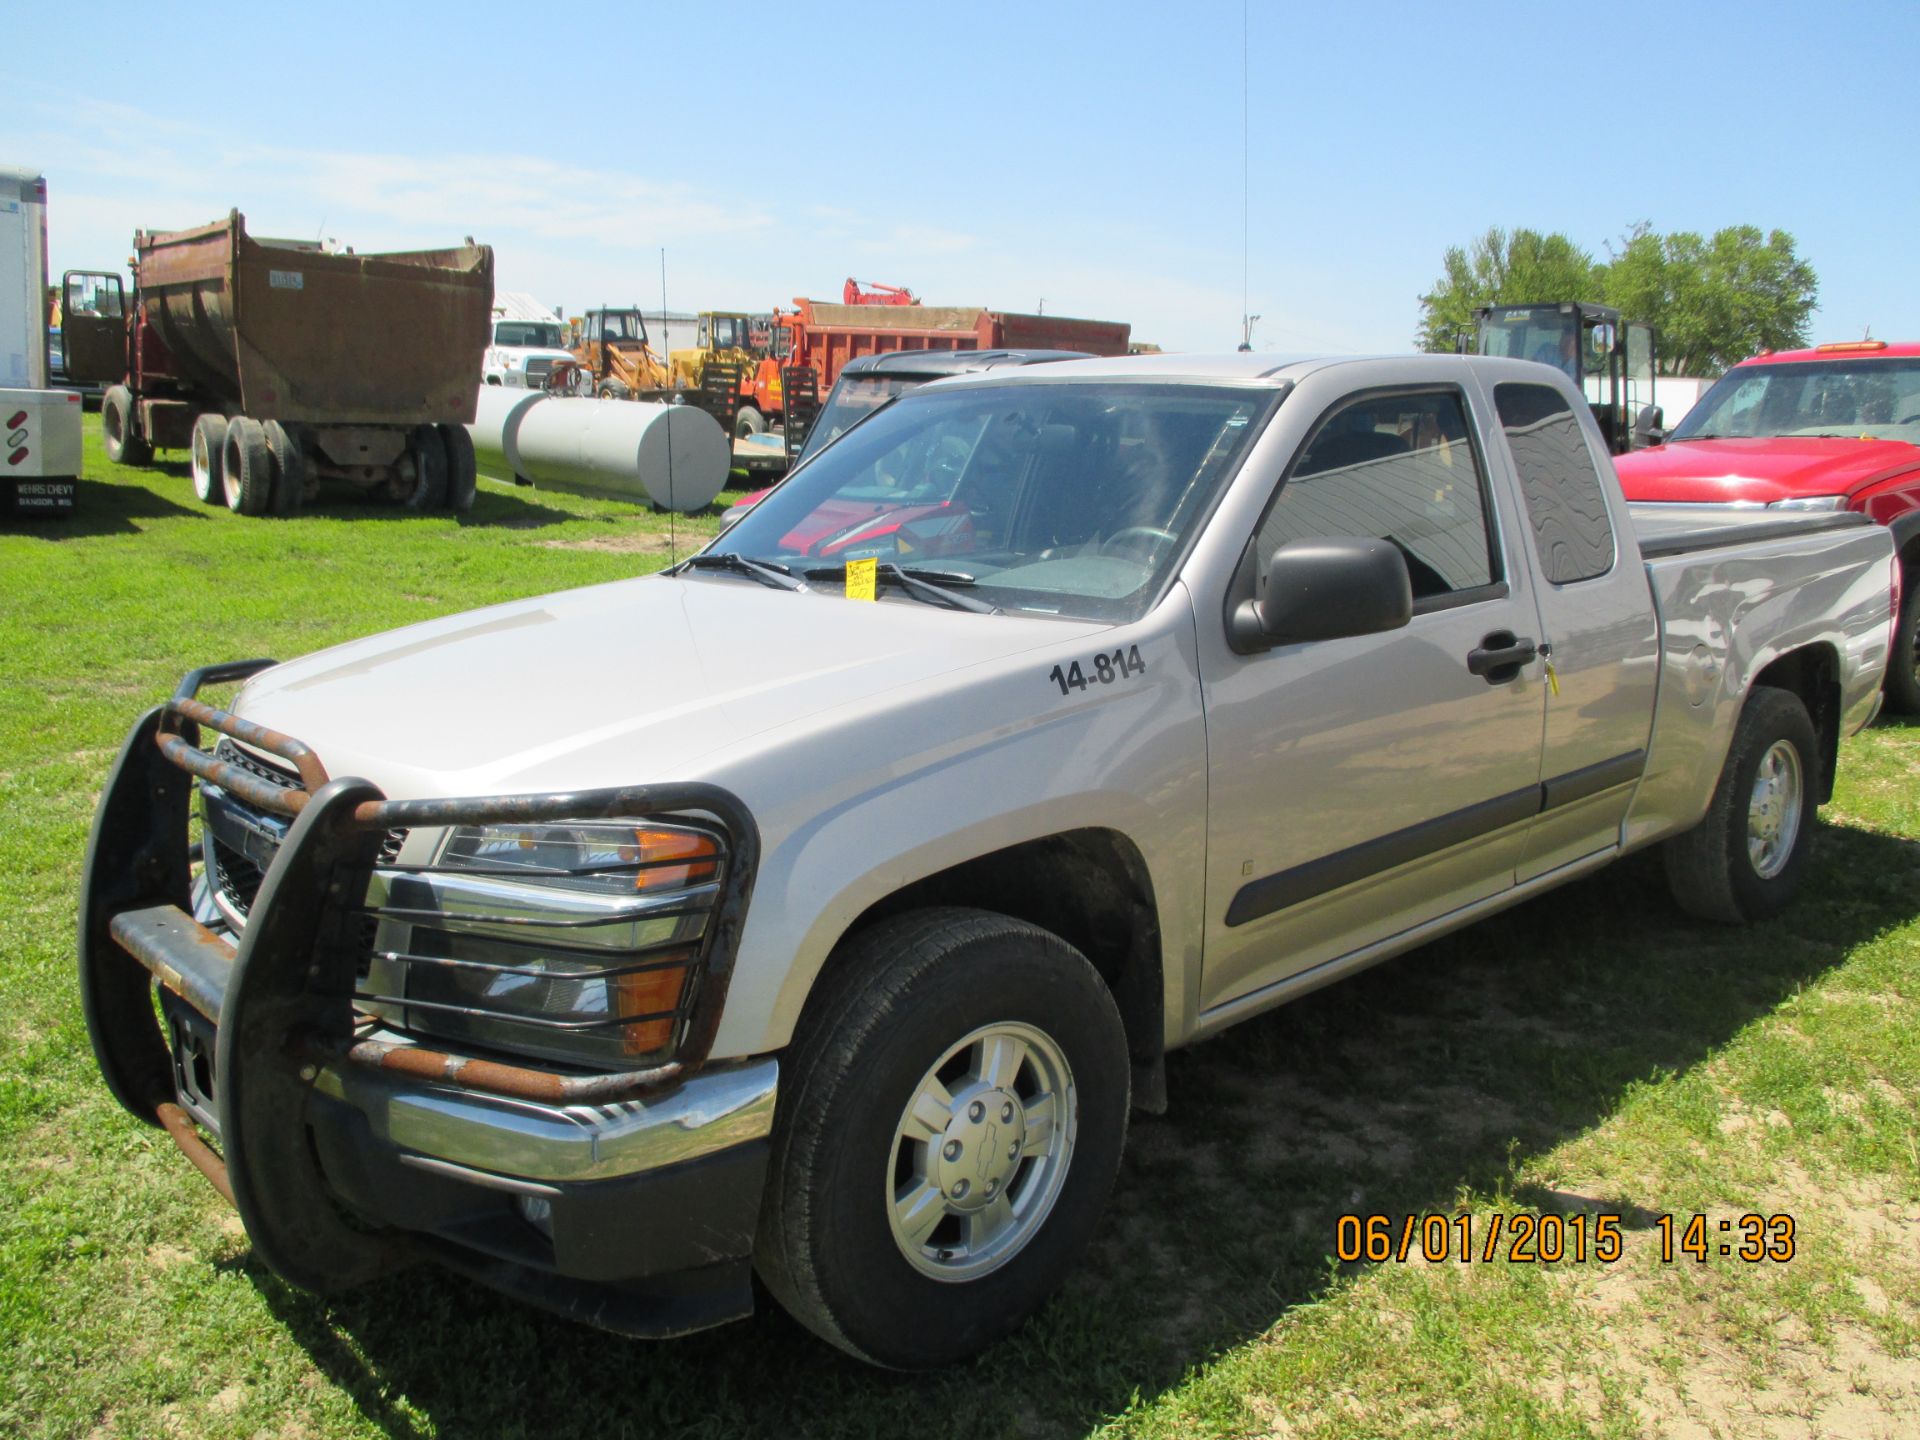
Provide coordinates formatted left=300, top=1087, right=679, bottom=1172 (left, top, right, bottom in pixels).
left=78, top=664, right=761, bottom=1292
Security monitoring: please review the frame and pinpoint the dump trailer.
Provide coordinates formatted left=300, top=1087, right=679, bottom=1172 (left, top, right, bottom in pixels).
left=745, top=300, right=1131, bottom=432
left=61, top=211, right=493, bottom=516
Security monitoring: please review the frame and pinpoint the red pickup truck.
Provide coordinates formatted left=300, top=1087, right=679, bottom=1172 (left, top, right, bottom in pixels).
left=1615, top=340, right=1920, bottom=710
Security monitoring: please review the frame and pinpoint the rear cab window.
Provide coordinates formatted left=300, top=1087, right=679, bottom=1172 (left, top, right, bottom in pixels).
left=1493, top=382, right=1617, bottom=584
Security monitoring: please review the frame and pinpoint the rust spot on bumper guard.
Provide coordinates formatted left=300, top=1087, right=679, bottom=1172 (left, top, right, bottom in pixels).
left=108, top=905, right=234, bottom=1023
left=156, top=1100, right=236, bottom=1206
left=336, top=1036, right=684, bottom=1104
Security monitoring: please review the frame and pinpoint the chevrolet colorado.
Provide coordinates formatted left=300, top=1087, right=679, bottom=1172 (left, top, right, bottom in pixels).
left=81, top=353, right=1896, bottom=1368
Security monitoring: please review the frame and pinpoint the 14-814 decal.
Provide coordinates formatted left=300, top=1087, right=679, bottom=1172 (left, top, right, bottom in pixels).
left=1048, top=645, right=1146, bottom=695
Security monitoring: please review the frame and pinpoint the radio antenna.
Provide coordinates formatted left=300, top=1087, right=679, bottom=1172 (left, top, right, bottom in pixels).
left=661, top=245, right=677, bottom=565
left=1239, top=0, right=1252, bottom=351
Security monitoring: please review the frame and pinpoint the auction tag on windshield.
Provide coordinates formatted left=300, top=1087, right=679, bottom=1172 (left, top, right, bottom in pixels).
left=845, top=557, right=878, bottom=602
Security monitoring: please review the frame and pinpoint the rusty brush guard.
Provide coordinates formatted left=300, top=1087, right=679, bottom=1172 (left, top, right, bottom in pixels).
left=78, top=660, right=759, bottom=1291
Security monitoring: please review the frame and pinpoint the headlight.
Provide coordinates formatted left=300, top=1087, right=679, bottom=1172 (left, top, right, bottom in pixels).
left=363, top=821, right=724, bottom=1069
left=1767, top=495, right=1847, bottom=512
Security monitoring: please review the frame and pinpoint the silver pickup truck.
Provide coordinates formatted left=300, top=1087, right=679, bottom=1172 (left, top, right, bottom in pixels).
left=80, top=353, right=1896, bottom=1369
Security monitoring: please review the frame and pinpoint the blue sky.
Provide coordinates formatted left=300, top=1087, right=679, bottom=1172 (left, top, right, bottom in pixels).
left=11, top=1, right=1915, bottom=357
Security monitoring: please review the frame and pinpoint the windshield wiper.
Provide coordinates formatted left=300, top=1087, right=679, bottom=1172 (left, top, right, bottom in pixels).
left=676, top=552, right=807, bottom=591
left=1668, top=432, right=1722, bottom=441
left=802, top=562, right=1000, bottom=614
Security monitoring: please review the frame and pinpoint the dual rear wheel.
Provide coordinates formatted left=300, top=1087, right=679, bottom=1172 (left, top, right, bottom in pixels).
left=186, top=413, right=477, bottom=517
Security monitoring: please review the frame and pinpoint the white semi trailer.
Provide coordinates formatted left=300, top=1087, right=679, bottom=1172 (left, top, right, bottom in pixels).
left=0, top=166, right=81, bottom=517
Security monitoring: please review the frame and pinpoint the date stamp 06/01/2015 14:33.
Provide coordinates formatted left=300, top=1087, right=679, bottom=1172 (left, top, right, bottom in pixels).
left=1336, top=1212, right=1798, bottom=1267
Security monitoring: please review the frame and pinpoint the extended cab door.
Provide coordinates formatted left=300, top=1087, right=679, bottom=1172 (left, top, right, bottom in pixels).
left=59, top=271, right=126, bottom=386
left=1482, top=377, right=1659, bottom=878
left=1197, top=379, right=1548, bottom=1014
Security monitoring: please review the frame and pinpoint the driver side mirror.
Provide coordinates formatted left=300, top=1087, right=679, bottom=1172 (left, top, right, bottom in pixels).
left=1632, top=404, right=1666, bottom=448
left=1228, top=536, right=1414, bottom=654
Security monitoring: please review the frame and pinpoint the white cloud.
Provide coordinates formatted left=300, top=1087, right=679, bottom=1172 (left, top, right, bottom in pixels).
left=15, top=86, right=1407, bottom=355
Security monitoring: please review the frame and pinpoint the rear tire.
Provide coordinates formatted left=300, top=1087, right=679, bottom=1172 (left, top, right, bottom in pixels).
left=438, top=423, right=477, bottom=513
left=403, top=425, right=447, bottom=511
left=755, top=908, right=1129, bottom=1370
left=221, top=417, right=272, bottom=515
left=596, top=381, right=627, bottom=401
left=1664, top=687, right=1818, bottom=924
left=262, top=421, right=306, bottom=517
left=189, top=414, right=228, bottom=504
left=1883, top=570, right=1920, bottom=715
left=734, top=405, right=767, bottom=439
left=102, top=386, right=151, bottom=466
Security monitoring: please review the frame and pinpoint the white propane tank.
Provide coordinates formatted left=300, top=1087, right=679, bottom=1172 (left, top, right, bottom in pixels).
left=466, top=387, right=729, bottom=512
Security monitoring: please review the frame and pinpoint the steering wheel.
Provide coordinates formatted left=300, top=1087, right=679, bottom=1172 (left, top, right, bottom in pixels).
left=1099, top=526, right=1178, bottom=561
left=1896, top=409, right=1920, bottom=426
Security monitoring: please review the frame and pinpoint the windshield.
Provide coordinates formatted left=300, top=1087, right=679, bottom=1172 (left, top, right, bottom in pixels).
left=1479, top=307, right=1583, bottom=381
left=494, top=321, right=564, bottom=348
left=1670, top=357, right=1920, bottom=442
left=708, top=315, right=751, bottom=349
left=712, top=382, right=1273, bottom=622
left=797, top=375, right=919, bottom=461
left=601, top=311, right=648, bottom=343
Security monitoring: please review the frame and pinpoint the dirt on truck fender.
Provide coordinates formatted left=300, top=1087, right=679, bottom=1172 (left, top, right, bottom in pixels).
left=78, top=352, right=1895, bottom=1367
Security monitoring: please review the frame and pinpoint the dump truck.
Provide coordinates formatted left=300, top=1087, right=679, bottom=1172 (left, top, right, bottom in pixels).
left=744, top=300, right=1131, bottom=438
left=61, top=211, right=493, bottom=516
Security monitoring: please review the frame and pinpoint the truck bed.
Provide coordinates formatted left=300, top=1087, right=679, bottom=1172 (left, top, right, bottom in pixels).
left=1626, top=506, right=1893, bottom=852
left=1629, top=503, right=1874, bottom=558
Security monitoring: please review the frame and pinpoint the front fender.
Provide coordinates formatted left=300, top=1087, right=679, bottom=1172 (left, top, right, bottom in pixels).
left=706, top=595, right=1211, bottom=1058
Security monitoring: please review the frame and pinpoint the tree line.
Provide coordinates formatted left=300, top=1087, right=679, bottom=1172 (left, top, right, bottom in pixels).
left=1416, top=224, right=1819, bottom=378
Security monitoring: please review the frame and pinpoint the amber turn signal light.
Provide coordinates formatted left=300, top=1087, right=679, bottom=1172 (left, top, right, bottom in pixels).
left=614, top=956, right=693, bottom=1054
left=624, top=828, right=719, bottom=892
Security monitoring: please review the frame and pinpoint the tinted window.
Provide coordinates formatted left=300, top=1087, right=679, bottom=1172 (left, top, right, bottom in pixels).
left=1261, top=390, right=1496, bottom=601
left=1670, top=357, right=1920, bottom=442
left=1495, top=382, right=1616, bottom=584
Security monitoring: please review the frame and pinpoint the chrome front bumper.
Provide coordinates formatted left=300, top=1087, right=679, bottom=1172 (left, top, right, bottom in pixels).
left=311, top=1046, right=778, bottom=1186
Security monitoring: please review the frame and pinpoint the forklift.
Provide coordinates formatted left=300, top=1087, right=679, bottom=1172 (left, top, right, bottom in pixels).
left=1471, top=302, right=1663, bottom=453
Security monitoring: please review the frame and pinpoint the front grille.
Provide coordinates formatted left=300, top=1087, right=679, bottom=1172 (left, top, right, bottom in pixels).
left=524, top=357, right=554, bottom=383
left=214, top=737, right=301, bottom=790
left=210, top=834, right=265, bottom=914
left=201, top=739, right=404, bottom=939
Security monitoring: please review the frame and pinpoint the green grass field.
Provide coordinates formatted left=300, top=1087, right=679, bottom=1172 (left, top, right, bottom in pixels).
left=3, top=422, right=1917, bottom=1439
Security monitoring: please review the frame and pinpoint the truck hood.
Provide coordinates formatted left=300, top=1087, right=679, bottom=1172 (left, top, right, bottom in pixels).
left=1615, top=437, right=1920, bottom=505
left=232, top=573, right=1105, bottom=797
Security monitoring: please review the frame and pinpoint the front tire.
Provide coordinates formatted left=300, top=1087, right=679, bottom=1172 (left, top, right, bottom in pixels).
left=102, top=386, right=151, bottom=466
left=1883, top=569, right=1920, bottom=714
left=734, top=404, right=767, bottom=439
left=755, top=908, right=1129, bottom=1369
left=1664, top=687, right=1818, bottom=924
